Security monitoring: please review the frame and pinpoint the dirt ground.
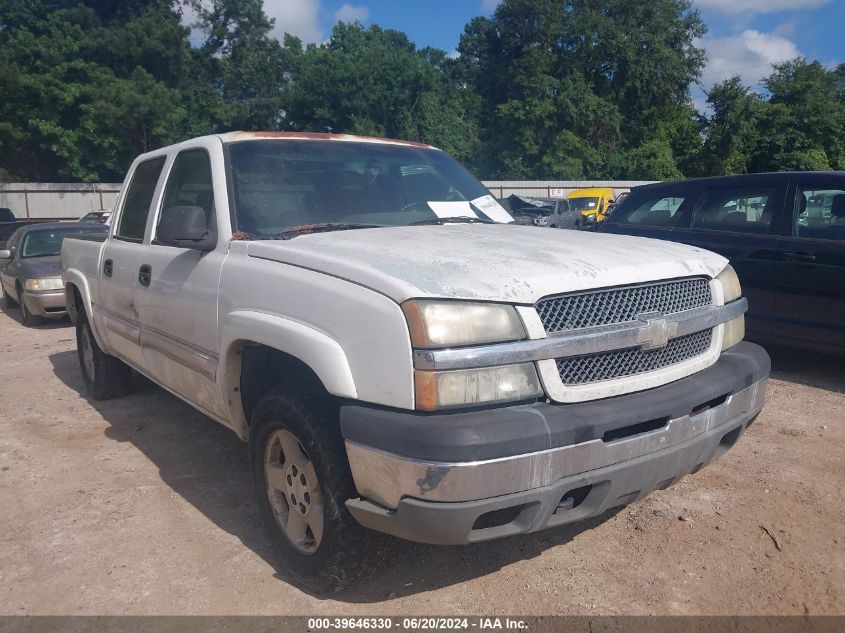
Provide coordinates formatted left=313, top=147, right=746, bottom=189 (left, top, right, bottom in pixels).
left=0, top=304, right=843, bottom=616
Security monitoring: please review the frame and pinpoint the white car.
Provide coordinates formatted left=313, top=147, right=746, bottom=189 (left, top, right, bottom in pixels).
left=78, top=209, right=113, bottom=225
left=61, top=132, right=769, bottom=592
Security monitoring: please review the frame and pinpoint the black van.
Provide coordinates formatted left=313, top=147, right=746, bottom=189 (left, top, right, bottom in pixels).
left=599, top=172, right=845, bottom=355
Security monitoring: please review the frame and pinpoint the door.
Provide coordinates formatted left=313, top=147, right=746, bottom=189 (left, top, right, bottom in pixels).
left=773, top=176, right=845, bottom=352
left=97, top=156, right=167, bottom=369
left=0, top=230, right=22, bottom=301
left=133, top=146, right=228, bottom=418
left=669, top=181, right=785, bottom=340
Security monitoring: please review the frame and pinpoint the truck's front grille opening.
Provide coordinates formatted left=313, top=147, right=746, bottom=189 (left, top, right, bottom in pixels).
left=602, top=416, right=669, bottom=443
left=472, top=505, right=525, bottom=530
left=555, top=329, right=712, bottom=385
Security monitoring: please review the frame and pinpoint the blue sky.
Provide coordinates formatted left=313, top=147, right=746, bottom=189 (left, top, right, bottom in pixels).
left=190, top=1, right=844, bottom=98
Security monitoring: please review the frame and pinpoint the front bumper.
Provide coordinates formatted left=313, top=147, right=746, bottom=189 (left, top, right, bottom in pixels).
left=23, top=290, right=67, bottom=318
left=342, top=342, right=769, bottom=545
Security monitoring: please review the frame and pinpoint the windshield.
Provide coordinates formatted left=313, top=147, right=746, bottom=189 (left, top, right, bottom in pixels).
left=568, top=197, right=600, bottom=212
left=20, top=227, right=107, bottom=258
left=228, top=140, right=512, bottom=237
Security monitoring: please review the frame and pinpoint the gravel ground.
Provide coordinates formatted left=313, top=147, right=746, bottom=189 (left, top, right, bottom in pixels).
left=0, top=304, right=843, bottom=616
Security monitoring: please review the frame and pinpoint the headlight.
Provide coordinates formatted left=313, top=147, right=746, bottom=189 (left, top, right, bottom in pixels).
left=402, top=300, right=526, bottom=348
left=716, top=265, right=744, bottom=350
left=414, top=363, right=543, bottom=411
left=24, top=277, right=64, bottom=292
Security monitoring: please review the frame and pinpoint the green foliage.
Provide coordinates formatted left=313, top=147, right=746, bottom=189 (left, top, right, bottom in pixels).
left=0, top=0, right=843, bottom=183
left=457, top=0, right=706, bottom=178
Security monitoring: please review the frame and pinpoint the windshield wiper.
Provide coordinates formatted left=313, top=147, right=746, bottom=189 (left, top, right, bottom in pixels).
left=410, top=216, right=496, bottom=226
left=273, top=222, right=385, bottom=240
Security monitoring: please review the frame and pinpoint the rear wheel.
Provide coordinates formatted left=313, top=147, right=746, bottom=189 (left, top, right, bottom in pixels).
left=76, top=315, right=133, bottom=400
left=250, top=384, right=396, bottom=593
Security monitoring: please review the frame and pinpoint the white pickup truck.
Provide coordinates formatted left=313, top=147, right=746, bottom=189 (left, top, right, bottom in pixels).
left=62, top=132, right=769, bottom=592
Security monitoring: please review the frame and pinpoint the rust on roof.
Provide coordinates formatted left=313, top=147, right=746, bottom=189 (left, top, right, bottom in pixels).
left=228, top=131, right=435, bottom=149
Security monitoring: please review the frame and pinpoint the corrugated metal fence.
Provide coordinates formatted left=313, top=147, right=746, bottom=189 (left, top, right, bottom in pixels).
left=0, top=180, right=658, bottom=221
left=483, top=180, right=658, bottom=199
left=0, top=183, right=122, bottom=221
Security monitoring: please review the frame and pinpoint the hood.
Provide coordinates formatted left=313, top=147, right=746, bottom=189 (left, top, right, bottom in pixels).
left=19, top=255, right=61, bottom=278
left=246, top=224, right=727, bottom=304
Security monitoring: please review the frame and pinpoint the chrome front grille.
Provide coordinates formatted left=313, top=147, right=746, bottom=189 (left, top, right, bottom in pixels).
left=536, top=278, right=712, bottom=334
left=555, top=329, right=713, bottom=385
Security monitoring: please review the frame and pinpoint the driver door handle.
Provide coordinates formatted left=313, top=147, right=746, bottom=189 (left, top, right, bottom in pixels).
left=103, top=258, right=113, bottom=277
left=138, top=264, right=152, bottom=287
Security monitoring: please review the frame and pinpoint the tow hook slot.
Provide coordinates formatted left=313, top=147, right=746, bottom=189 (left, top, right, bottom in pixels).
left=556, top=485, right=592, bottom=512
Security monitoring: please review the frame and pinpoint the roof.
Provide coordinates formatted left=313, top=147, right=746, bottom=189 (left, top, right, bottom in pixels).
left=15, top=221, right=108, bottom=234
left=216, top=131, right=438, bottom=150
left=633, top=171, right=845, bottom=192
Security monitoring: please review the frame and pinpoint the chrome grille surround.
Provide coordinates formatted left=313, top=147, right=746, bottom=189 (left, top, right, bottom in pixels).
left=536, top=278, right=713, bottom=334
left=555, top=329, right=713, bottom=385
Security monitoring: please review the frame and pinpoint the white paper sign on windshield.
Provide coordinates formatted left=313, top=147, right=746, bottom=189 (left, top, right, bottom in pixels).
left=427, top=201, right=478, bottom=219
left=471, top=195, right=514, bottom=223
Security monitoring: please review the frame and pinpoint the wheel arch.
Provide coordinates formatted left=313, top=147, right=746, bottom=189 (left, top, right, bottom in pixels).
left=220, top=310, right=357, bottom=440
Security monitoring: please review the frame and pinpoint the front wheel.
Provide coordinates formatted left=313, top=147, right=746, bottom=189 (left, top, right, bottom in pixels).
left=76, top=316, right=133, bottom=400
left=2, top=287, right=18, bottom=309
left=20, top=293, right=43, bottom=327
left=251, top=384, right=396, bottom=593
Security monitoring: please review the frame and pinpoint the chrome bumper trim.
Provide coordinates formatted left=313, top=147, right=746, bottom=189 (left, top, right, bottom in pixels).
left=413, top=299, right=747, bottom=371
left=346, top=376, right=765, bottom=509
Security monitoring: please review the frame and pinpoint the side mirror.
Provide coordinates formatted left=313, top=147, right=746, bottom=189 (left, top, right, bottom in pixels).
left=157, top=206, right=216, bottom=251
left=0, top=249, right=11, bottom=260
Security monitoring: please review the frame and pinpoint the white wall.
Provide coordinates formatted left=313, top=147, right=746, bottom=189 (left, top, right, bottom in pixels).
left=0, top=179, right=658, bottom=221
left=0, top=184, right=122, bottom=220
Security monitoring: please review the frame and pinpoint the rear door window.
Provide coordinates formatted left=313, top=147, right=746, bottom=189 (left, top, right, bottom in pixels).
left=116, top=157, right=166, bottom=242
left=691, top=187, right=776, bottom=235
left=613, top=195, right=688, bottom=227
left=794, top=186, right=845, bottom=241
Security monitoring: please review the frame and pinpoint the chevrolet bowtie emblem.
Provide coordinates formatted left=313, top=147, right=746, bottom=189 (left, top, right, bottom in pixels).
left=636, top=313, right=678, bottom=350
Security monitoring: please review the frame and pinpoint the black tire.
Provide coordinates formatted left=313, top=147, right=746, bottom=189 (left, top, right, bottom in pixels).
left=76, top=314, right=133, bottom=400
left=250, top=383, right=396, bottom=593
left=19, top=291, right=43, bottom=326
left=2, top=287, right=17, bottom=309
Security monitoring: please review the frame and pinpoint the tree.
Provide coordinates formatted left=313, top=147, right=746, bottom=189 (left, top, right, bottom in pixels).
left=283, top=23, right=479, bottom=162
left=457, top=0, right=706, bottom=179
left=188, top=0, right=293, bottom=130
left=700, top=77, right=761, bottom=175
left=0, top=0, right=193, bottom=181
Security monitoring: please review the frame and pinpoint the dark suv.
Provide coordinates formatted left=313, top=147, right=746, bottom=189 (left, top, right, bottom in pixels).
left=600, top=172, right=845, bottom=355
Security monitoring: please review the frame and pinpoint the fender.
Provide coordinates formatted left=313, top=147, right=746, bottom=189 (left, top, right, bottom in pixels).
left=63, top=269, right=108, bottom=350
left=220, top=310, right=358, bottom=439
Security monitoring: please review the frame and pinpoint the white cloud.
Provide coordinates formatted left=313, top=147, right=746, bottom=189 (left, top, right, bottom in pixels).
left=181, top=0, right=324, bottom=43
left=699, top=29, right=801, bottom=87
left=694, top=0, right=829, bottom=15
left=481, top=0, right=501, bottom=11
left=264, top=0, right=323, bottom=42
left=335, top=3, right=369, bottom=23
